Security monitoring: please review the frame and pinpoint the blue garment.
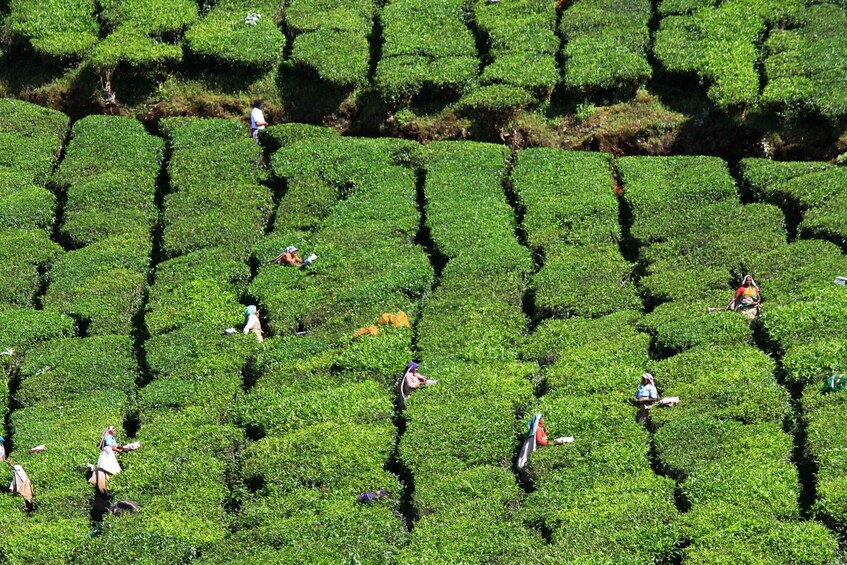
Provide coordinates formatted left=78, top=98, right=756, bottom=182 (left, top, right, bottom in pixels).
left=103, top=434, right=117, bottom=447
left=635, top=383, right=658, bottom=400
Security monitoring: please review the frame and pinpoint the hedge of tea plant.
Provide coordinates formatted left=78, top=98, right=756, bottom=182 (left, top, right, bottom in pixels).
left=254, top=135, right=431, bottom=342
left=53, top=115, right=164, bottom=247
left=395, top=141, right=546, bottom=562
left=160, top=117, right=272, bottom=258
left=560, top=0, right=652, bottom=95
left=5, top=0, right=100, bottom=58
left=286, top=0, right=376, bottom=87
left=99, top=0, right=198, bottom=36
left=465, top=0, right=558, bottom=108
left=0, top=99, right=69, bottom=186
left=654, top=0, right=804, bottom=110
left=618, top=152, right=839, bottom=561
left=0, top=336, right=139, bottom=562
left=512, top=148, right=640, bottom=319
left=762, top=3, right=847, bottom=121
left=201, top=130, right=424, bottom=561
left=90, top=26, right=183, bottom=74
left=185, top=0, right=285, bottom=69
left=740, top=158, right=847, bottom=248
left=42, top=116, right=162, bottom=334
left=376, top=0, right=479, bottom=102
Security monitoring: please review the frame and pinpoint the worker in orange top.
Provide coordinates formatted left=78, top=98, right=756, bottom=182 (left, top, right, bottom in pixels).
left=725, top=275, right=762, bottom=320
left=269, top=246, right=303, bottom=266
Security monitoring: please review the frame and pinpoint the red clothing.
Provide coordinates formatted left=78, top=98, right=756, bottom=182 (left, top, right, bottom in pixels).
left=535, top=420, right=549, bottom=446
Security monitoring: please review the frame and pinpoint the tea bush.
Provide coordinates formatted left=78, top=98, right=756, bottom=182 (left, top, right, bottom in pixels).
left=42, top=235, right=151, bottom=335
left=561, top=0, right=652, bottom=94
left=243, top=422, right=397, bottom=495
left=0, top=99, right=69, bottom=185
left=640, top=296, right=753, bottom=353
left=185, top=0, right=285, bottom=69
left=0, top=172, right=56, bottom=232
left=161, top=117, right=271, bottom=257
left=533, top=245, right=640, bottom=318
left=518, top=308, right=678, bottom=561
left=53, top=115, right=163, bottom=189
left=259, top=123, right=339, bottom=152
left=377, top=0, right=478, bottom=101
left=805, top=389, right=847, bottom=529
left=290, top=28, right=370, bottom=86
left=740, top=158, right=847, bottom=246
left=235, top=378, right=393, bottom=437
left=0, top=308, right=75, bottom=354
left=286, top=0, right=376, bottom=86
left=654, top=0, right=803, bottom=109
left=90, top=26, right=183, bottom=71
left=213, top=489, right=407, bottom=564
left=761, top=286, right=847, bottom=353
left=468, top=0, right=558, bottom=104
left=747, top=239, right=847, bottom=306
left=762, top=3, right=847, bottom=120
left=512, top=149, right=619, bottom=249
left=6, top=0, right=99, bottom=58
left=617, top=155, right=738, bottom=243
left=0, top=229, right=62, bottom=307
left=99, top=0, right=198, bottom=35
left=648, top=344, right=788, bottom=426
left=255, top=136, right=432, bottom=340
left=60, top=173, right=157, bottom=247
left=16, top=335, right=136, bottom=407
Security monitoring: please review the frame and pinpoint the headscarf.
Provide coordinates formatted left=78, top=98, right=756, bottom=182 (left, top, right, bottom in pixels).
left=642, top=373, right=655, bottom=386
left=99, top=426, right=116, bottom=449
left=404, top=361, right=419, bottom=374
left=245, top=305, right=257, bottom=324
left=286, top=246, right=297, bottom=253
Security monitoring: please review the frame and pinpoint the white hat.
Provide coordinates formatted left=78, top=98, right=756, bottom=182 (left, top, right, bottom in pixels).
left=286, top=246, right=297, bottom=253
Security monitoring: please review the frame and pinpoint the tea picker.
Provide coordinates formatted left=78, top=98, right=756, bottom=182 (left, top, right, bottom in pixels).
left=397, top=362, right=437, bottom=407
left=86, top=426, right=141, bottom=493
left=634, top=373, right=679, bottom=423
left=269, top=246, right=317, bottom=267
left=823, top=374, right=847, bottom=392
left=708, top=275, right=761, bottom=320
left=250, top=100, right=268, bottom=143
left=358, top=489, right=389, bottom=503
left=6, top=460, right=34, bottom=511
left=517, top=414, right=574, bottom=474
left=243, top=305, right=264, bottom=343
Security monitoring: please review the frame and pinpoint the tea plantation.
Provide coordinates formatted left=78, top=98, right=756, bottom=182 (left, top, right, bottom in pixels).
left=0, top=93, right=846, bottom=563
left=2, top=0, right=847, bottom=561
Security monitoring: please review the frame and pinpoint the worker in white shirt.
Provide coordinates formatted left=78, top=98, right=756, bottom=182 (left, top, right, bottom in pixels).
left=250, top=100, right=268, bottom=143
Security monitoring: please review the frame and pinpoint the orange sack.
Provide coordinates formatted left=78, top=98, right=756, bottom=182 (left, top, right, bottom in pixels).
left=352, top=325, right=380, bottom=339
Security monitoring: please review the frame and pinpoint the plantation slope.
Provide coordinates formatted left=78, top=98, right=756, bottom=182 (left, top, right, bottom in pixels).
left=619, top=155, right=838, bottom=562
left=0, top=104, right=845, bottom=562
